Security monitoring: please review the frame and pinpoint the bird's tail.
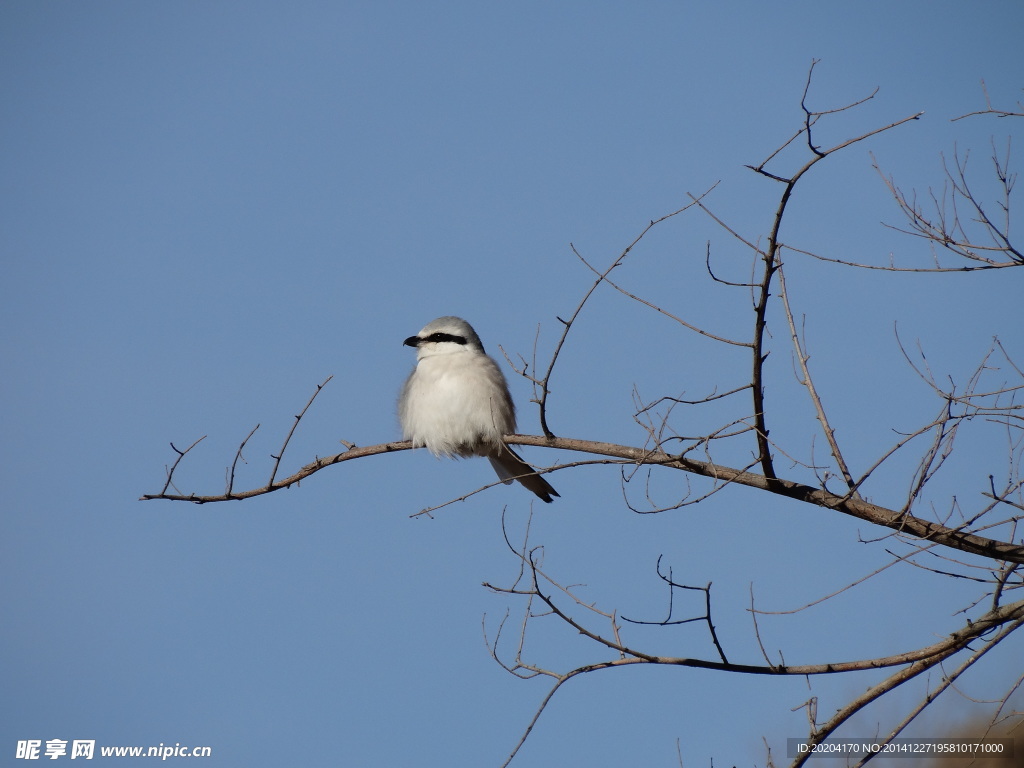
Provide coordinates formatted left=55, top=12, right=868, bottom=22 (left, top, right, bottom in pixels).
left=488, top=446, right=559, bottom=503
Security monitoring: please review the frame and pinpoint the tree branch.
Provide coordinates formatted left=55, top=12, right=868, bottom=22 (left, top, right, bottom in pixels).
left=142, top=434, right=1024, bottom=564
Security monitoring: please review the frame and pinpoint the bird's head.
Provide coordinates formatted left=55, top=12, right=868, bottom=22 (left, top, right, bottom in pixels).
left=403, top=316, right=486, bottom=358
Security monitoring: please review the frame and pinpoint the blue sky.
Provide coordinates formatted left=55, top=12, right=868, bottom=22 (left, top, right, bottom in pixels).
left=2, top=2, right=1022, bottom=766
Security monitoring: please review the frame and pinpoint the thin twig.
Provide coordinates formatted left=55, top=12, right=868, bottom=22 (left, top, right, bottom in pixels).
left=268, top=376, right=333, bottom=487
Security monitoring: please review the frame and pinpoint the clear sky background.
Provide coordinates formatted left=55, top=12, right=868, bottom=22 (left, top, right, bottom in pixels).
left=2, top=2, right=1022, bottom=766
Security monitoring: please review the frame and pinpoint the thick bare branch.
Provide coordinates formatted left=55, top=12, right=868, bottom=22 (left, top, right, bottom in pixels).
left=143, top=433, right=1024, bottom=564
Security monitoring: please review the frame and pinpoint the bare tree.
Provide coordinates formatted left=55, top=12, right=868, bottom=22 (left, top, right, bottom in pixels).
left=142, top=65, right=1023, bottom=766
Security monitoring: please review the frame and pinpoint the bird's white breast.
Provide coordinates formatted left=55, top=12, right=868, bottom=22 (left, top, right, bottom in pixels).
left=400, top=350, right=516, bottom=458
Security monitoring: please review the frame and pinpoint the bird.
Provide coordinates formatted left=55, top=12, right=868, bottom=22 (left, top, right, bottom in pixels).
left=399, top=316, right=559, bottom=503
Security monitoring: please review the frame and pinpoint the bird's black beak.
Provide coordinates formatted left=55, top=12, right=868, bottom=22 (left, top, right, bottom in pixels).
left=403, top=335, right=421, bottom=347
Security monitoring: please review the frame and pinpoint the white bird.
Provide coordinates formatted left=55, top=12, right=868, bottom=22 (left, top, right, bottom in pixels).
left=399, top=316, right=559, bottom=503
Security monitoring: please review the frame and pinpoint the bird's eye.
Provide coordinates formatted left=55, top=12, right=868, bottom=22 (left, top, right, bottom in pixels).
left=427, top=332, right=466, bottom=344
